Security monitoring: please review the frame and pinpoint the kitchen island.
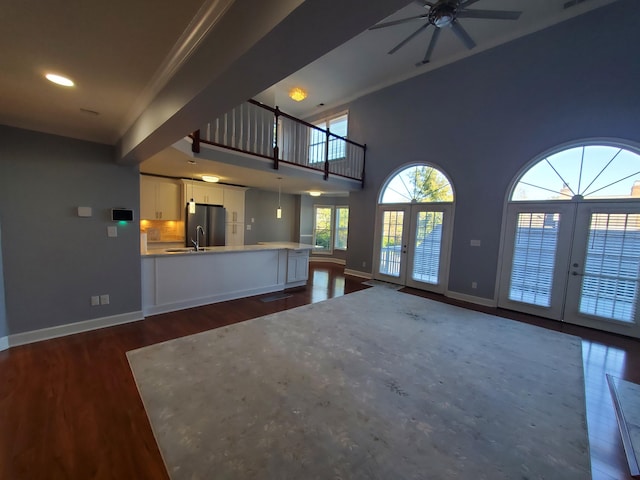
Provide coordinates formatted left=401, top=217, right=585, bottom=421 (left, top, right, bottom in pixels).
left=141, top=242, right=313, bottom=316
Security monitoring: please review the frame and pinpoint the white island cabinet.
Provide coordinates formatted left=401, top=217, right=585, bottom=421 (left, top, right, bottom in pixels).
left=141, top=243, right=312, bottom=316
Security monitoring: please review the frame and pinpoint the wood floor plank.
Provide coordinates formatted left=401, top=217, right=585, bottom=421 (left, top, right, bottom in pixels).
left=0, top=264, right=637, bottom=479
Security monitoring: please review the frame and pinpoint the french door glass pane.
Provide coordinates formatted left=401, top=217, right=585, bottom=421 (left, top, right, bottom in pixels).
left=412, top=211, right=443, bottom=284
left=579, top=213, right=640, bottom=322
left=509, top=212, right=560, bottom=306
left=379, top=210, right=404, bottom=277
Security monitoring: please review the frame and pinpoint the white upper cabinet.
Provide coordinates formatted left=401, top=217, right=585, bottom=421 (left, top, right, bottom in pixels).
left=140, top=176, right=181, bottom=220
left=183, top=181, right=224, bottom=205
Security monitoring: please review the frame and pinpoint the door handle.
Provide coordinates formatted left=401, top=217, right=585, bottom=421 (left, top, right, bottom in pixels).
left=572, top=271, right=584, bottom=276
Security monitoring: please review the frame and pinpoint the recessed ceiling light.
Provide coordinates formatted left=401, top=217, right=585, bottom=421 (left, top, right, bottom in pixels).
left=202, top=175, right=219, bottom=183
left=45, top=73, right=74, bottom=87
left=309, top=191, right=322, bottom=197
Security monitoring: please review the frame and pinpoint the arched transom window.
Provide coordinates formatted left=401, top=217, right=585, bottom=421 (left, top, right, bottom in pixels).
left=380, top=164, right=454, bottom=204
left=512, top=144, right=640, bottom=201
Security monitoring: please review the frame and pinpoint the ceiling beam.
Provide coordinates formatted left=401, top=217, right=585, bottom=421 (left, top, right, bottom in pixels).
left=116, top=0, right=411, bottom=164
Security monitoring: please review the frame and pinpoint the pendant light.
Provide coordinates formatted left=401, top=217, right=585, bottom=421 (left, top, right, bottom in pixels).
left=276, top=177, right=282, bottom=219
left=188, top=160, right=196, bottom=214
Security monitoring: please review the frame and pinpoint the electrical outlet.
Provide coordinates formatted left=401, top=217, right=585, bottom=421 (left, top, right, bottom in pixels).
left=362, top=261, right=366, bottom=268
left=246, top=224, right=251, bottom=230
left=471, top=281, right=478, bottom=289
left=100, top=294, right=110, bottom=305
left=91, top=295, right=100, bottom=306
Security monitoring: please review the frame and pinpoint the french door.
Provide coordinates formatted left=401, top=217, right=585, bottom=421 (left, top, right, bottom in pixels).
left=374, top=203, right=453, bottom=293
left=499, top=201, right=640, bottom=338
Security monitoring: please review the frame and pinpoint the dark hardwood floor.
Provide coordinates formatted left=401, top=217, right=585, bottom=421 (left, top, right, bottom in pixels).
left=0, top=263, right=637, bottom=479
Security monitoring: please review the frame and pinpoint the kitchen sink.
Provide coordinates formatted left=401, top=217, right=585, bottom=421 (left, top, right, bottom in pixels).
left=165, top=248, right=196, bottom=253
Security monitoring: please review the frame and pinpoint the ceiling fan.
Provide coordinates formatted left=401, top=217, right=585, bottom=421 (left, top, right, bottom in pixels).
left=369, top=0, right=522, bottom=66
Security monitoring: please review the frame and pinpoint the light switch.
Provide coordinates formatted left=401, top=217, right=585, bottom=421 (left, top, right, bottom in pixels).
left=470, top=239, right=481, bottom=247
left=107, top=226, right=118, bottom=237
left=246, top=224, right=251, bottom=231
left=78, top=206, right=92, bottom=217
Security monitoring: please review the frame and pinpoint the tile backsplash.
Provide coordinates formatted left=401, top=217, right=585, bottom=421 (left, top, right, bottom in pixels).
left=140, top=220, right=185, bottom=243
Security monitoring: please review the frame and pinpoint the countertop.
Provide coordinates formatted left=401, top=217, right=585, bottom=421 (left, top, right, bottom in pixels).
left=143, top=242, right=314, bottom=257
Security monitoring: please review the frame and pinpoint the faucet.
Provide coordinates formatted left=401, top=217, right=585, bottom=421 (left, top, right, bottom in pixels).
left=191, top=225, right=206, bottom=251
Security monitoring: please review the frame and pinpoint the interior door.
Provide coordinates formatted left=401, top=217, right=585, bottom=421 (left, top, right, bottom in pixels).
left=564, top=202, right=640, bottom=337
left=374, top=204, right=452, bottom=293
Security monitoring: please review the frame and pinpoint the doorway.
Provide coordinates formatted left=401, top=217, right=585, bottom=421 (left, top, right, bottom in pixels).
left=498, top=143, right=640, bottom=338
left=373, top=164, right=454, bottom=293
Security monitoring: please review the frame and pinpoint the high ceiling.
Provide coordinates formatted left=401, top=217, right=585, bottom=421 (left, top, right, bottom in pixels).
left=1, top=0, right=618, bottom=194
left=266, top=0, right=617, bottom=119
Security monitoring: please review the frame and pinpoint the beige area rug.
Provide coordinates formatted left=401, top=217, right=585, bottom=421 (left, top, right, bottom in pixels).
left=127, top=287, right=591, bottom=480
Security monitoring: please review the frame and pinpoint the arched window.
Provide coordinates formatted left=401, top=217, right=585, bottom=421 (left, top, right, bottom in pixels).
left=511, top=144, right=640, bottom=201
left=380, top=164, right=454, bottom=204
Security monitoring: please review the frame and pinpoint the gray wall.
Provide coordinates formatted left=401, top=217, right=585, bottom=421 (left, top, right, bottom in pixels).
left=0, top=224, right=7, bottom=338
left=344, top=0, right=640, bottom=299
left=244, top=189, right=299, bottom=243
left=0, top=125, right=142, bottom=335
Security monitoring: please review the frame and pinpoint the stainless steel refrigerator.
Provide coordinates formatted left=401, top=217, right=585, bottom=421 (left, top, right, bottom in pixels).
left=185, top=203, right=226, bottom=247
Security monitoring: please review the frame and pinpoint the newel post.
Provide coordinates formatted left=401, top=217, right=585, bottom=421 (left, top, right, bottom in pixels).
left=273, top=106, right=280, bottom=170
left=191, top=129, right=200, bottom=153
left=323, top=127, right=330, bottom=181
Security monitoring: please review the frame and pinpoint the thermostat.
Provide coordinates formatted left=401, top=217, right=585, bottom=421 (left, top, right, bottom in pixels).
left=111, top=208, right=134, bottom=222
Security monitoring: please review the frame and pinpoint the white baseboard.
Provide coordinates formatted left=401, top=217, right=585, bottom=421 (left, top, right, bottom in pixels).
left=8, top=311, right=144, bottom=348
left=344, top=268, right=373, bottom=279
left=144, top=284, right=285, bottom=316
left=0, top=336, right=8, bottom=352
left=446, top=291, right=497, bottom=308
left=309, top=257, right=346, bottom=265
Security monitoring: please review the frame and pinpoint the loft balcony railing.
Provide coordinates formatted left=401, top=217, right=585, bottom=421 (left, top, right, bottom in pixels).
left=190, top=99, right=366, bottom=185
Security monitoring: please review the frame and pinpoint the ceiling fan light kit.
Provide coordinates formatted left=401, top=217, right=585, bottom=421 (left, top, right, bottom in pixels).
left=369, top=0, right=522, bottom=66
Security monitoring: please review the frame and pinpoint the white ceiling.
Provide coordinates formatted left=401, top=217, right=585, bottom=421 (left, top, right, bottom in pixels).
left=1, top=0, right=617, bottom=194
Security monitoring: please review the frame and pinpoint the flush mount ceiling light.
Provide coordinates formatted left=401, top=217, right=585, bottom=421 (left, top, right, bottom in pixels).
left=45, top=73, right=74, bottom=87
left=288, top=87, right=307, bottom=102
left=309, top=191, right=322, bottom=197
left=201, top=175, right=219, bottom=183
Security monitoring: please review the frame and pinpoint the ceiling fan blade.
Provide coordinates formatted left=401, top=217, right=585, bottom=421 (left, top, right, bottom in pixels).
left=450, top=21, right=476, bottom=50
left=457, top=9, right=522, bottom=20
left=460, top=0, right=482, bottom=7
left=417, top=27, right=441, bottom=65
left=388, top=22, right=431, bottom=54
left=413, top=0, right=435, bottom=6
left=369, top=14, right=429, bottom=30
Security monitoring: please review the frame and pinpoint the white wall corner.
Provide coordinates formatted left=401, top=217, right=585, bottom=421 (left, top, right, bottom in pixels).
left=0, top=336, right=8, bottom=352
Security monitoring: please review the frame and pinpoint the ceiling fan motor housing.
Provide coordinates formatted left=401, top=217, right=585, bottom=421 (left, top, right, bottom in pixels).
left=429, top=0, right=460, bottom=28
